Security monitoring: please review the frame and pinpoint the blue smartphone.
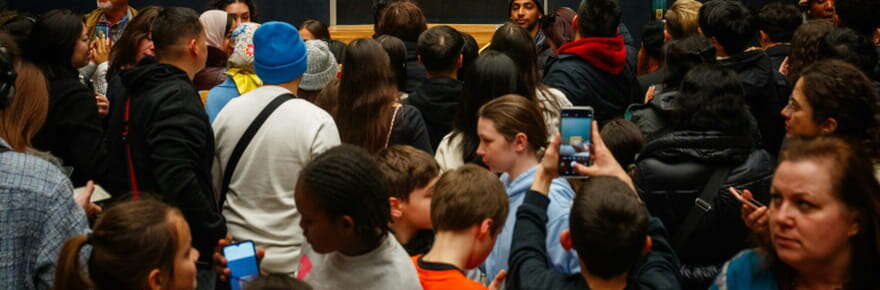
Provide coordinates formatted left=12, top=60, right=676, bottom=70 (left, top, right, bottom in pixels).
left=223, top=240, right=260, bottom=290
left=95, top=22, right=110, bottom=39
left=559, top=107, right=594, bottom=178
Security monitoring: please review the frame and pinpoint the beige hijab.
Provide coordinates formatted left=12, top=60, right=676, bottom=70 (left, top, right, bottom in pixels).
left=199, top=10, right=228, bottom=48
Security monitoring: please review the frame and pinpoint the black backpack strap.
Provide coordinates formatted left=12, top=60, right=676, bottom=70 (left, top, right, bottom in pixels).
left=673, top=166, right=732, bottom=253
left=219, top=93, right=294, bottom=206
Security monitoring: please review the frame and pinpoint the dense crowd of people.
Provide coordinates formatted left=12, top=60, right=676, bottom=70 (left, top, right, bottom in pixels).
left=0, top=0, right=879, bottom=289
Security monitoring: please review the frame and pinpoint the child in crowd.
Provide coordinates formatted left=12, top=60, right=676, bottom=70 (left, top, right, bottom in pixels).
left=54, top=200, right=199, bottom=290
left=377, top=145, right=441, bottom=256
left=476, top=94, right=579, bottom=281
left=413, top=164, right=509, bottom=290
left=508, top=122, right=681, bottom=290
left=293, top=145, right=421, bottom=289
left=217, top=145, right=421, bottom=290
left=600, top=118, right=645, bottom=176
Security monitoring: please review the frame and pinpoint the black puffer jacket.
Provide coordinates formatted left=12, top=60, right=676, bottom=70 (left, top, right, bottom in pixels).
left=635, top=130, right=773, bottom=290
left=105, top=63, right=226, bottom=263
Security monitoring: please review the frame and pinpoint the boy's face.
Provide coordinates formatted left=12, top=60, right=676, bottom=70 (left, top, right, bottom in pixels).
left=401, top=176, right=439, bottom=230
left=295, top=185, right=346, bottom=254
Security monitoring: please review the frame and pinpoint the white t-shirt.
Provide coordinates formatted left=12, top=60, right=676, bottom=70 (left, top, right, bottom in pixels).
left=298, top=234, right=422, bottom=290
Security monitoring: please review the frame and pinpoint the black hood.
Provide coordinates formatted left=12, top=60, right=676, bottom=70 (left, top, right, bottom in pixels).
left=121, top=63, right=192, bottom=97
left=720, top=50, right=774, bottom=89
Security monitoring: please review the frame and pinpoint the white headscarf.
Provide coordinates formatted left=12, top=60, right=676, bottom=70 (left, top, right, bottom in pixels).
left=199, top=10, right=228, bottom=48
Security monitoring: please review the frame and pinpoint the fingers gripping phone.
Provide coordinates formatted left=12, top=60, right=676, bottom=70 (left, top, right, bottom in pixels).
left=223, top=240, right=260, bottom=290
left=559, top=107, right=594, bottom=178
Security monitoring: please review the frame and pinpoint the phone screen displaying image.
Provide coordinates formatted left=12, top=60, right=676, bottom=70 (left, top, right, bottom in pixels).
left=559, top=108, right=593, bottom=177
left=95, top=22, right=110, bottom=39
left=223, top=241, right=260, bottom=290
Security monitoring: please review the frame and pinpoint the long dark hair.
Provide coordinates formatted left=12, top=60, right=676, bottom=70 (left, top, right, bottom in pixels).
left=453, top=50, right=519, bottom=164
left=487, top=23, right=548, bottom=109
left=300, top=19, right=331, bottom=41
left=376, top=34, right=408, bottom=92
left=54, top=200, right=184, bottom=290
left=798, top=59, right=880, bottom=162
left=107, top=6, right=161, bottom=82
left=336, top=38, right=399, bottom=154
left=764, top=136, right=880, bottom=290
left=23, top=9, right=82, bottom=79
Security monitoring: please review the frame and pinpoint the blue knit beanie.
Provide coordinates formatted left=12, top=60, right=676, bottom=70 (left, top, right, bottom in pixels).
left=253, top=21, right=308, bottom=84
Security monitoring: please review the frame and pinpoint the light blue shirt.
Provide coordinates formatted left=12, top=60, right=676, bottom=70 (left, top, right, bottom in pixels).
left=483, top=166, right=581, bottom=282
left=206, top=77, right=239, bottom=123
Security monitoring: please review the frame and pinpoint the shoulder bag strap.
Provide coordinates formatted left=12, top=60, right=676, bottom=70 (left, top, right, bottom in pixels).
left=673, top=166, right=732, bottom=253
left=384, top=104, right=402, bottom=149
left=219, top=93, right=294, bottom=205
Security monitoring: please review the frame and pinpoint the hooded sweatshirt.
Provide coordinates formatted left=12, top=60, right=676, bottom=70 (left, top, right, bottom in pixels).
left=404, top=77, right=463, bottom=149
left=544, top=26, right=641, bottom=123
left=105, top=62, right=227, bottom=263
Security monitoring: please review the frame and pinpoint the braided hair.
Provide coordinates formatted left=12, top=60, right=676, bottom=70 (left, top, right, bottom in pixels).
left=299, top=145, right=392, bottom=243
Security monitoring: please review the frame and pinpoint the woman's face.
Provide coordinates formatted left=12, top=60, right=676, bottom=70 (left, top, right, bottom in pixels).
left=769, top=159, right=859, bottom=272
left=782, top=78, right=825, bottom=137
left=135, top=37, right=155, bottom=62
left=225, top=3, right=251, bottom=24
left=477, top=117, right=520, bottom=174
left=809, top=0, right=836, bottom=20
left=299, top=28, right=316, bottom=41
left=72, top=25, right=91, bottom=68
left=169, top=214, right=199, bottom=290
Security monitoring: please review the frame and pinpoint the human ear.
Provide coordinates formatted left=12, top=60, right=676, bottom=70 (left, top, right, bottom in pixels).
left=478, top=218, right=493, bottom=240
left=820, top=118, right=838, bottom=135
left=147, top=269, right=162, bottom=290
left=188, top=38, right=198, bottom=57
left=514, top=132, right=529, bottom=153
left=389, top=197, right=403, bottom=221
left=559, top=229, right=573, bottom=250
left=339, top=215, right=356, bottom=236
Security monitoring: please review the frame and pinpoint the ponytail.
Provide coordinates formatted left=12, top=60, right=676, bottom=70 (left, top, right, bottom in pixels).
left=53, top=235, right=91, bottom=290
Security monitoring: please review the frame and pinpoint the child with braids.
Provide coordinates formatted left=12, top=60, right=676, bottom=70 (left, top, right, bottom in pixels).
left=213, top=145, right=422, bottom=290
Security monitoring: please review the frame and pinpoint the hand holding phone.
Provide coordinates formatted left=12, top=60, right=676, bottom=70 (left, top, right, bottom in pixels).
left=558, top=107, right=594, bottom=178
left=728, top=187, right=764, bottom=209
left=223, top=240, right=260, bottom=290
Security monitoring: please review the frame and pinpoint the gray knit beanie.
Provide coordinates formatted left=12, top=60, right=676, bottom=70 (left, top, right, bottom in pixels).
left=300, top=40, right=339, bottom=91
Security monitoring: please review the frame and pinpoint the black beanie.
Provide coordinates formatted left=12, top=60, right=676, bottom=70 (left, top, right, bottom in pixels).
left=508, top=0, right=546, bottom=15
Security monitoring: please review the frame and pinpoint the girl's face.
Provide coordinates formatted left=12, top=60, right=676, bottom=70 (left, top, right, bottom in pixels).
left=300, top=28, right=316, bottom=41
left=476, top=117, right=520, bottom=174
left=72, top=25, right=91, bottom=68
left=294, top=185, right=346, bottom=254
left=781, top=79, right=826, bottom=137
left=136, top=37, right=155, bottom=62
left=169, top=214, right=199, bottom=290
left=769, top=159, right=859, bottom=272
left=225, top=3, right=251, bottom=24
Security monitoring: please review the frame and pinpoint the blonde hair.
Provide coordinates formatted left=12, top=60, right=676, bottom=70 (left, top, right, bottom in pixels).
left=665, top=0, right=703, bottom=40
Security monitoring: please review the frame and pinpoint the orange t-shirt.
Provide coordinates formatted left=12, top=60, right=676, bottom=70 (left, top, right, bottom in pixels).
left=412, top=255, right=487, bottom=290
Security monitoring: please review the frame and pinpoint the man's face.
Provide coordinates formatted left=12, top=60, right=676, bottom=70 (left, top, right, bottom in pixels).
left=510, top=0, right=542, bottom=34
left=96, top=0, right=126, bottom=10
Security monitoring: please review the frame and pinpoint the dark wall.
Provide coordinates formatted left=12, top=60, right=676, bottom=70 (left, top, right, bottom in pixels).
left=8, top=0, right=329, bottom=27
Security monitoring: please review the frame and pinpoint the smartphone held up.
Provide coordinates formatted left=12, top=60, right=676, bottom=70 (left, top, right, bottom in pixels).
left=558, top=107, right=594, bottom=178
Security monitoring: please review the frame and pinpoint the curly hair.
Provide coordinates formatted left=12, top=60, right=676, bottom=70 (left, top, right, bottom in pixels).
left=798, top=59, right=880, bottom=162
left=787, top=19, right=834, bottom=82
